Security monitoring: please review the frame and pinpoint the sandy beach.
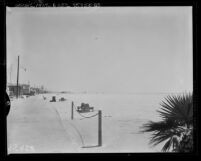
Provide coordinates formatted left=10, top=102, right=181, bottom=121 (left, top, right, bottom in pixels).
left=7, top=93, right=167, bottom=153
left=5, top=6, right=192, bottom=154
left=48, top=93, right=165, bottom=152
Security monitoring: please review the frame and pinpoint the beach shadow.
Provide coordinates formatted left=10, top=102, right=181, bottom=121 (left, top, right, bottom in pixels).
left=82, top=145, right=101, bottom=148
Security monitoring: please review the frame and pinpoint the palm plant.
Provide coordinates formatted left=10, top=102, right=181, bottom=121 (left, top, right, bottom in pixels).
left=141, top=93, right=193, bottom=152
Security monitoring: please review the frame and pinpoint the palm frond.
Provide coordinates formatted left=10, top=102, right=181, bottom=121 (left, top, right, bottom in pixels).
left=140, top=92, right=193, bottom=152
left=141, top=119, right=177, bottom=133
left=162, top=138, right=172, bottom=152
left=157, top=94, right=193, bottom=126
left=141, top=119, right=180, bottom=149
left=150, top=132, right=175, bottom=146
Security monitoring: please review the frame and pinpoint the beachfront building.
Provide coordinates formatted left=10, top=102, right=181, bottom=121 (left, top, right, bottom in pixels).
left=7, top=83, right=31, bottom=97
left=30, top=87, right=40, bottom=95
left=7, top=83, right=48, bottom=97
left=30, top=86, right=47, bottom=94
left=7, top=83, right=20, bottom=97
left=21, top=84, right=31, bottom=95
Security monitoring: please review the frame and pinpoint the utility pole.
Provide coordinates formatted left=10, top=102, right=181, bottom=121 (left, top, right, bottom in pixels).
left=16, top=56, right=19, bottom=98
left=10, top=64, right=12, bottom=84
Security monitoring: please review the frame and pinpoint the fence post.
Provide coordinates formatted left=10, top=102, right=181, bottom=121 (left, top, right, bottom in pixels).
left=98, top=110, right=102, bottom=146
left=71, top=101, right=74, bottom=120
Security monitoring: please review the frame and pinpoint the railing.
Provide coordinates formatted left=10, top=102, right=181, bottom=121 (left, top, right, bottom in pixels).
left=71, top=101, right=102, bottom=147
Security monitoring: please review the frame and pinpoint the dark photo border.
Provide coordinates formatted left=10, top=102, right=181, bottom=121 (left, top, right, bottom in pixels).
left=0, top=0, right=200, bottom=160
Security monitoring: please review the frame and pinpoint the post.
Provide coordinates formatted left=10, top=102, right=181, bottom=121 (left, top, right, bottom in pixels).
left=71, top=101, right=74, bottom=120
left=16, top=56, right=19, bottom=98
left=10, top=64, right=12, bottom=84
left=98, top=110, right=102, bottom=146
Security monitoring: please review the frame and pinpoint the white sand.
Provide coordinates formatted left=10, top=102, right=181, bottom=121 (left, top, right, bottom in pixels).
left=42, top=93, right=166, bottom=152
left=7, top=93, right=167, bottom=153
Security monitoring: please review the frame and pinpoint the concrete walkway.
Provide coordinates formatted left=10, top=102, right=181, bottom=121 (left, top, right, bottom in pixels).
left=7, top=96, right=78, bottom=153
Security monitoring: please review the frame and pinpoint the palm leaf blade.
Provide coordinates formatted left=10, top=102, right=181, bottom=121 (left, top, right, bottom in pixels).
left=140, top=92, right=193, bottom=152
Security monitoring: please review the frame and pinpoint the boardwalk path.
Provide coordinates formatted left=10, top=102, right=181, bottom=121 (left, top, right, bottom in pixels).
left=7, top=96, right=79, bottom=153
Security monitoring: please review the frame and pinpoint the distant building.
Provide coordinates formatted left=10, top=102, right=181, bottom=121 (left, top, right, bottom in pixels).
left=7, top=83, right=47, bottom=97
left=7, top=83, right=30, bottom=96
left=30, top=87, right=38, bottom=95
left=31, top=86, right=47, bottom=94
left=21, top=84, right=31, bottom=95
left=7, top=83, right=20, bottom=97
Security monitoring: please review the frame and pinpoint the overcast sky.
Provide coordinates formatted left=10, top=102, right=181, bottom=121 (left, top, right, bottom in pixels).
left=6, top=7, right=192, bottom=93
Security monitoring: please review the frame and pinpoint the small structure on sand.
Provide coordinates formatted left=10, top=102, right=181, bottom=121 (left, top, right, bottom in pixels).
left=50, top=96, right=56, bottom=102
left=77, top=103, right=94, bottom=113
left=59, top=97, right=66, bottom=101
